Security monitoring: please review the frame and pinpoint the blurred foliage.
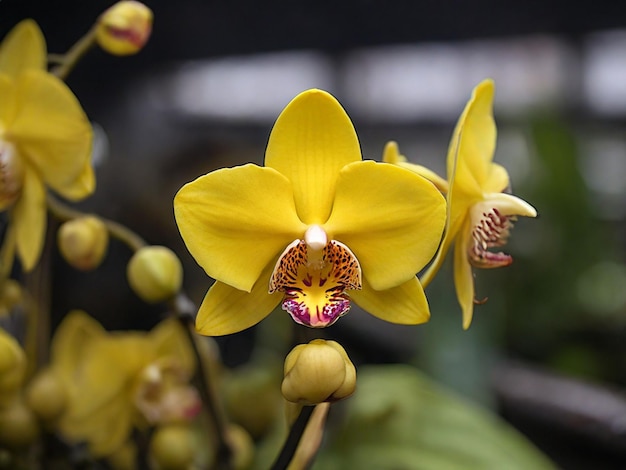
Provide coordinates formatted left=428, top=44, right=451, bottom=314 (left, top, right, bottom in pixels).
left=314, top=364, right=555, bottom=470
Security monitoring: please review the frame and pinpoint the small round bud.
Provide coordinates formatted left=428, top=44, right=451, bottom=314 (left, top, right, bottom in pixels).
left=127, top=246, right=183, bottom=303
left=0, top=279, right=23, bottom=317
left=149, top=424, right=195, bottom=470
left=25, top=368, right=67, bottom=423
left=0, top=399, right=40, bottom=449
left=0, top=329, right=26, bottom=401
left=226, top=424, right=254, bottom=470
left=96, top=1, right=153, bottom=56
left=281, top=339, right=356, bottom=405
left=58, top=216, right=109, bottom=271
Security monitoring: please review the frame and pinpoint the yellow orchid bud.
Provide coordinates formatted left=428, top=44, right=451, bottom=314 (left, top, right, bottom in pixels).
left=0, top=398, right=40, bottom=449
left=0, top=329, right=26, bottom=403
left=96, top=1, right=153, bottom=56
left=25, top=368, right=67, bottom=423
left=149, top=424, right=196, bottom=470
left=127, top=246, right=183, bottom=303
left=57, top=216, right=109, bottom=271
left=0, top=279, right=23, bottom=318
left=226, top=424, right=254, bottom=470
left=281, top=339, right=356, bottom=405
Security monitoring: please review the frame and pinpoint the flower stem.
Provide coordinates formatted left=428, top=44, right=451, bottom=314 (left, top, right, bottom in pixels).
left=270, top=405, right=316, bottom=470
left=172, top=296, right=233, bottom=470
left=46, top=194, right=147, bottom=252
left=50, top=27, right=97, bottom=80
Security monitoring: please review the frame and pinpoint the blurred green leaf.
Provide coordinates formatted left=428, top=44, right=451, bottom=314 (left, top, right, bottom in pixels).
left=315, top=364, right=556, bottom=470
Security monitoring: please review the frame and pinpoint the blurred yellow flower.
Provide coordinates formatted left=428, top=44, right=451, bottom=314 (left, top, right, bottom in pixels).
left=0, top=20, right=94, bottom=271
left=49, top=311, right=198, bottom=457
left=175, top=89, right=446, bottom=335
left=389, top=80, right=537, bottom=329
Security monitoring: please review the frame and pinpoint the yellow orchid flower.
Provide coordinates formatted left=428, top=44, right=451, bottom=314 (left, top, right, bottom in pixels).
left=49, top=311, right=198, bottom=457
left=0, top=20, right=94, bottom=271
left=386, top=79, right=537, bottom=329
left=174, top=89, right=446, bottom=336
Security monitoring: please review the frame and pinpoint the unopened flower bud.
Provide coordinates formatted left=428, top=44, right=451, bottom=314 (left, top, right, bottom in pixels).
left=96, top=1, right=153, bottom=56
left=149, top=424, right=196, bottom=470
left=226, top=424, right=254, bottom=470
left=0, top=398, right=40, bottom=449
left=0, top=279, right=23, bottom=317
left=0, top=329, right=26, bottom=403
left=281, top=339, right=356, bottom=405
left=127, top=246, right=183, bottom=303
left=58, top=216, right=109, bottom=271
left=25, top=368, right=67, bottom=423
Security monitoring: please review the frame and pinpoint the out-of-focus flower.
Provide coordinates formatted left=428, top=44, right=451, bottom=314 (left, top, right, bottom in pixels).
left=0, top=327, right=26, bottom=406
left=389, top=79, right=537, bottom=329
left=175, top=89, right=446, bottom=335
left=50, top=311, right=198, bottom=457
left=126, top=246, right=183, bottom=303
left=281, top=339, right=356, bottom=405
left=57, top=215, right=109, bottom=271
left=0, top=20, right=94, bottom=270
left=96, top=1, right=153, bottom=56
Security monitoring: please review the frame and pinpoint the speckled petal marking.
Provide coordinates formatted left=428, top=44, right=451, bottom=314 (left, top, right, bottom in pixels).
left=468, top=207, right=514, bottom=268
left=269, top=239, right=362, bottom=327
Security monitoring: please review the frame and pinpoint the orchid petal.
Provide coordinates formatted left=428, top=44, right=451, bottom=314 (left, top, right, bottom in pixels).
left=447, top=79, right=496, bottom=197
left=0, top=20, right=45, bottom=79
left=325, top=161, right=446, bottom=291
left=484, top=162, right=509, bottom=193
left=174, top=164, right=305, bottom=292
left=351, top=276, right=430, bottom=325
left=195, top=266, right=283, bottom=336
left=265, top=89, right=361, bottom=225
left=454, top=219, right=475, bottom=330
left=11, top=168, right=45, bottom=271
left=9, top=70, right=93, bottom=200
left=485, top=191, right=537, bottom=218
left=383, top=141, right=449, bottom=193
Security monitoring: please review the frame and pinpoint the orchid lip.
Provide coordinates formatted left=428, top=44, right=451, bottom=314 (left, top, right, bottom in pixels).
left=468, top=202, right=513, bottom=269
left=269, top=229, right=362, bottom=328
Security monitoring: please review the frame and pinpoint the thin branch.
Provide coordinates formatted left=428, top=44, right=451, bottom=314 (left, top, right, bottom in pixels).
left=50, top=27, right=97, bottom=80
left=47, top=194, right=147, bottom=252
left=173, top=297, right=233, bottom=470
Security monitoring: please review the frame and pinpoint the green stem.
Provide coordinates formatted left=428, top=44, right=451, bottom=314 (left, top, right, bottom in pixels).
left=270, top=406, right=316, bottom=470
left=46, top=194, right=147, bottom=252
left=50, top=27, right=97, bottom=80
left=172, top=297, right=233, bottom=470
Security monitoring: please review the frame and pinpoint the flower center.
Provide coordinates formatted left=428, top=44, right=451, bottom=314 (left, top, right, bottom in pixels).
left=468, top=202, right=514, bottom=268
left=269, top=225, right=362, bottom=328
left=0, top=141, right=24, bottom=210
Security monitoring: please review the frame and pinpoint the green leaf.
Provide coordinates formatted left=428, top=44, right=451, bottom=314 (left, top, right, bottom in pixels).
left=315, top=364, right=556, bottom=470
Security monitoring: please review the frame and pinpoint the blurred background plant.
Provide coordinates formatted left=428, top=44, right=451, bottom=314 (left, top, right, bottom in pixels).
left=1, top=0, right=626, bottom=469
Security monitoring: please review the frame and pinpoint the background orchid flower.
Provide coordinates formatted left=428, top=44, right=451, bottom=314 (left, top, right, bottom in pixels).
left=49, top=311, right=198, bottom=457
left=175, top=89, right=446, bottom=336
left=0, top=20, right=94, bottom=271
left=393, top=79, right=537, bottom=329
